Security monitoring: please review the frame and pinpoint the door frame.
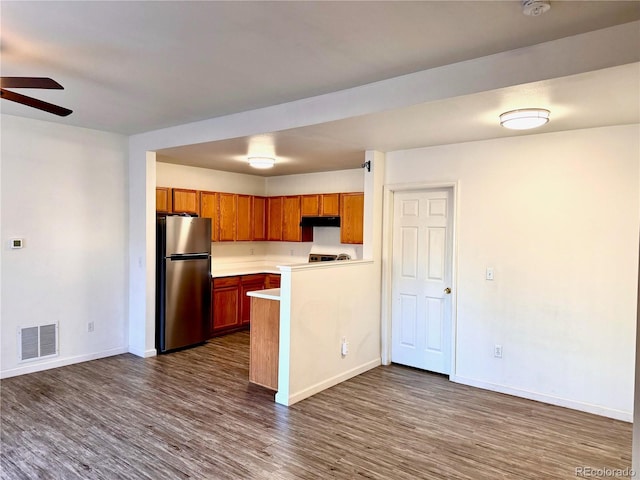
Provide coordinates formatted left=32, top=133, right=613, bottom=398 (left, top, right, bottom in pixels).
left=381, top=181, right=459, bottom=376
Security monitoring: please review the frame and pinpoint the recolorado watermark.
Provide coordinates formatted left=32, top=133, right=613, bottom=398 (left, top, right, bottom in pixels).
left=575, top=466, right=636, bottom=478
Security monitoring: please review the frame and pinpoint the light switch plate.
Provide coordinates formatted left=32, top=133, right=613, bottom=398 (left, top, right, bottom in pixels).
left=486, top=267, right=494, bottom=280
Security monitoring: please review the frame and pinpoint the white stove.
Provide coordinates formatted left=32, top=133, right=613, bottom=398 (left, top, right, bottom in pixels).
left=308, top=253, right=351, bottom=263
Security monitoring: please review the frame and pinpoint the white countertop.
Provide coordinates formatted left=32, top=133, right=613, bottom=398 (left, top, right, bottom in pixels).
left=247, top=288, right=281, bottom=301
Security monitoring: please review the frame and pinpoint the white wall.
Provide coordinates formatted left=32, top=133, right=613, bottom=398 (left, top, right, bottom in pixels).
left=157, top=162, right=266, bottom=195
left=265, top=169, right=363, bottom=195
left=276, top=261, right=381, bottom=405
left=385, top=125, right=639, bottom=420
left=634, top=243, right=640, bottom=472
left=1, top=115, right=129, bottom=378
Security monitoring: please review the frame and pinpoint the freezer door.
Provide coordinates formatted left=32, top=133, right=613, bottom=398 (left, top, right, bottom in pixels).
left=165, top=216, right=211, bottom=256
left=161, top=256, right=211, bottom=352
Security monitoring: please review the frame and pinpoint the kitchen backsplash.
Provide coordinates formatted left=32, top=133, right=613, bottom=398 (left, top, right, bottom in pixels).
left=211, top=226, right=362, bottom=266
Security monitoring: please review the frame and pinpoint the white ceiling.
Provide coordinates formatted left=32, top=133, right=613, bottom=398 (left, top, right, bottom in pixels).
left=2, top=1, right=639, bottom=176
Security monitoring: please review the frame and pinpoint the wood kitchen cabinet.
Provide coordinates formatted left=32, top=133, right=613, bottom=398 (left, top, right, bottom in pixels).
left=156, top=187, right=172, bottom=213
left=210, top=273, right=280, bottom=337
left=301, top=194, right=321, bottom=216
left=218, top=193, right=237, bottom=241
left=236, top=195, right=253, bottom=241
left=320, top=193, right=340, bottom=216
left=200, top=191, right=219, bottom=241
left=239, top=274, right=266, bottom=326
left=300, top=193, right=340, bottom=216
left=249, top=295, right=280, bottom=390
left=265, top=274, right=281, bottom=289
left=340, top=192, right=364, bottom=244
left=283, top=196, right=313, bottom=242
left=252, top=196, right=267, bottom=241
left=172, top=188, right=199, bottom=215
left=267, top=196, right=283, bottom=241
left=282, top=196, right=301, bottom=242
left=211, top=276, right=240, bottom=335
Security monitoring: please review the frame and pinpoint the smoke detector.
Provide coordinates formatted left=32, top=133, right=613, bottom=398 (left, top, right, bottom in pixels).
left=522, top=0, right=551, bottom=16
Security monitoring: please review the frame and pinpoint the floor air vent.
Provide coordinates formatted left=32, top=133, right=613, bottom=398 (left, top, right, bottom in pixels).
left=19, top=323, right=58, bottom=361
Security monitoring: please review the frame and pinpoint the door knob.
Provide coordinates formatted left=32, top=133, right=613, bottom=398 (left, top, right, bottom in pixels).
left=444, top=287, right=451, bottom=294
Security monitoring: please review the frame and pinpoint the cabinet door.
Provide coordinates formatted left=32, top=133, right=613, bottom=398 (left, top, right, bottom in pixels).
left=321, top=193, right=340, bottom=216
left=173, top=188, right=199, bottom=215
left=301, top=195, right=320, bottom=216
left=218, top=193, right=237, bottom=241
left=282, top=196, right=303, bottom=242
left=240, top=274, right=266, bottom=326
left=252, top=196, right=267, bottom=241
left=211, top=277, right=240, bottom=334
left=340, top=192, right=364, bottom=244
left=236, top=195, right=253, bottom=241
left=267, top=197, right=283, bottom=241
left=265, top=274, right=281, bottom=289
left=156, top=187, right=172, bottom=213
left=200, top=191, right=219, bottom=242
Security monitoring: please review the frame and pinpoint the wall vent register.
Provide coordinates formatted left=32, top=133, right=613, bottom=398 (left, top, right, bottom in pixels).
left=19, top=323, right=58, bottom=361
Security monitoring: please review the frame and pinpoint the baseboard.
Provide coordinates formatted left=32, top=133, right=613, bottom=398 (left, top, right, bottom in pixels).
left=281, top=358, right=381, bottom=406
left=450, top=374, right=632, bottom=422
left=0, top=346, right=129, bottom=379
left=128, top=346, right=157, bottom=358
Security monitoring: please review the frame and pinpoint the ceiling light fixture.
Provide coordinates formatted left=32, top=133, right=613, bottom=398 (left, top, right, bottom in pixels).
left=248, top=156, right=275, bottom=169
left=522, top=0, right=551, bottom=16
left=499, top=108, right=550, bottom=130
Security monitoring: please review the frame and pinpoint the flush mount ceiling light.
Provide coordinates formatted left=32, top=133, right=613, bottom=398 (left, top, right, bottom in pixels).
left=522, top=0, right=551, bottom=16
left=247, top=156, right=275, bottom=169
left=499, top=108, right=550, bottom=130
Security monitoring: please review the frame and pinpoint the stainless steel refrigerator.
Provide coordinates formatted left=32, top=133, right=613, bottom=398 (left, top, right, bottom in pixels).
left=156, top=214, right=211, bottom=353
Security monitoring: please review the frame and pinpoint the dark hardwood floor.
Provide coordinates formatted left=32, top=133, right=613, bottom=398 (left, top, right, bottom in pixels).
left=1, top=331, right=632, bottom=479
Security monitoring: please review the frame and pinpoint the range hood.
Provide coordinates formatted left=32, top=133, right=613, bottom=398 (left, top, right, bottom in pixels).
left=299, top=216, right=341, bottom=227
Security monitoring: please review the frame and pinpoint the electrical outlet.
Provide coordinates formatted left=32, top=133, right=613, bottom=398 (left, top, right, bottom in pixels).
left=290, top=249, right=294, bottom=256
left=249, top=248, right=254, bottom=256
left=494, top=344, right=503, bottom=358
left=88, top=321, right=95, bottom=333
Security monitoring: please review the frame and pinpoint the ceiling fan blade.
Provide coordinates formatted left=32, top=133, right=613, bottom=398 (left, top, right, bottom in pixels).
left=0, top=88, right=72, bottom=117
left=0, top=77, right=64, bottom=89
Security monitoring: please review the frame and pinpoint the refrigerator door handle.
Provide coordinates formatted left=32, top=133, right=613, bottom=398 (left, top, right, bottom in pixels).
left=167, top=253, right=210, bottom=261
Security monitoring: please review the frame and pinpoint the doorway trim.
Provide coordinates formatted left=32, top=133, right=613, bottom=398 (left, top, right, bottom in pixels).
left=381, top=181, right=459, bottom=376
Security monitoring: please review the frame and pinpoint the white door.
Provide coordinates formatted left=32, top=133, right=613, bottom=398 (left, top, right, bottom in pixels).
left=391, top=188, right=453, bottom=374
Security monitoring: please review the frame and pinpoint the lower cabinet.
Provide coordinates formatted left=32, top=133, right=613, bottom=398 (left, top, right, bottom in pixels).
left=210, top=273, right=280, bottom=337
left=265, top=274, right=281, bottom=289
left=211, top=276, right=240, bottom=335
left=239, top=274, right=266, bottom=326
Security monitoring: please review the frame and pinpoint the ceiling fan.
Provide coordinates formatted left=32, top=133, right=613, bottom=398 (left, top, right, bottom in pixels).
left=0, top=77, right=72, bottom=117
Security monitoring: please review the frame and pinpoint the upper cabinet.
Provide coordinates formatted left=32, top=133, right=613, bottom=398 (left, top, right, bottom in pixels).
left=156, top=187, right=172, bottom=213
left=267, top=197, right=283, bottom=241
left=300, top=193, right=340, bottom=216
left=200, top=191, right=219, bottom=241
left=340, top=192, right=364, bottom=244
left=284, top=196, right=313, bottom=242
left=301, top=194, right=320, bottom=216
left=172, top=188, right=200, bottom=215
left=158, top=186, right=363, bottom=244
left=252, top=196, right=267, bottom=241
left=218, top=193, right=237, bottom=242
left=236, top=195, right=253, bottom=241
left=320, top=193, right=340, bottom=216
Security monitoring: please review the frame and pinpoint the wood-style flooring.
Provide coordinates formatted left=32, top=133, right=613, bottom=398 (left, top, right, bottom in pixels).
left=1, top=331, right=632, bottom=479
